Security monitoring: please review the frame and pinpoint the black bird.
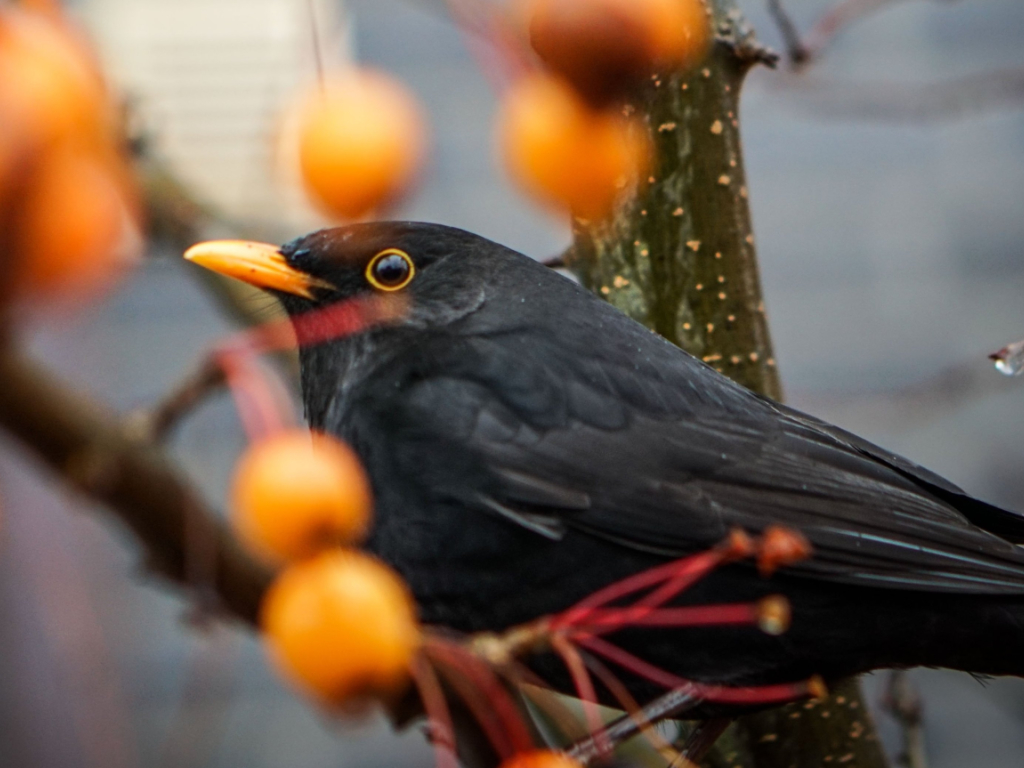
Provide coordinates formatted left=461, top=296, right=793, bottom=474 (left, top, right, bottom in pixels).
left=186, top=222, right=1024, bottom=705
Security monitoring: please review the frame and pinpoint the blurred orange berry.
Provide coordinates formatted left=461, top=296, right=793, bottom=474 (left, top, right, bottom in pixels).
left=0, top=6, right=140, bottom=304
left=261, top=549, right=419, bottom=704
left=646, top=0, right=713, bottom=68
left=525, top=0, right=652, bottom=106
left=295, top=69, right=427, bottom=220
left=498, top=73, right=651, bottom=220
left=0, top=7, right=111, bottom=150
left=231, top=429, right=373, bottom=563
left=500, top=750, right=584, bottom=768
left=524, top=0, right=712, bottom=105
left=13, top=145, right=135, bottom=298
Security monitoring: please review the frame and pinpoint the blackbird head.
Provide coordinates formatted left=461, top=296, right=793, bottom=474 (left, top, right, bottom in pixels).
left=185, top=222, right=546, bottom=426
left=183, top=221, right=514, bottom=330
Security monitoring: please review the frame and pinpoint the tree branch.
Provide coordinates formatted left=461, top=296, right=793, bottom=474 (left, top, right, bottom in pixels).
left=0, top=346, right=273, bottom=626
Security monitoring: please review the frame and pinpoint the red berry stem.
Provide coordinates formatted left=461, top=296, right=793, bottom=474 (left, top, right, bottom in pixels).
left=550, top=634, right=610, bottom=754
left=410, top=652, right=460, bottom=768
left=578, top=635, right=820, bottom=707
left=566, top=601, right=760, bottom=634
left=425, top=637, right=536, bottom=759
left=572, top=649, right=683, bottom=763
left=553, top=548, right=726, bottom=629
left=213, top=347, right=291, bottom=441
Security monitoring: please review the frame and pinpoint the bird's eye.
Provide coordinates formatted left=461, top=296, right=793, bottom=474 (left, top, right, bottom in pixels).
left=366, top=249, right=415, bottom=291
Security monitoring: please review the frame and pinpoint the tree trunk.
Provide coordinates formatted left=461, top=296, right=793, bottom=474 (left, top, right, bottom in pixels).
left=568, top=3, right=889, bottom=766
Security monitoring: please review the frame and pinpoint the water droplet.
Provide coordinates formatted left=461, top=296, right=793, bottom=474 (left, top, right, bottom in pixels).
left=990, top=339, right=1024, bottom=376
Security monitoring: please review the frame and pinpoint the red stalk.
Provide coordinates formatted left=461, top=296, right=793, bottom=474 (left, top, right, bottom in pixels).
left=566, top=602, right=758, bottom=634
left=425, top=638, right=535, bottom=758
left=552, top=550, right=725, bottom=630
left=550, top=634, right=609, bottom=755
left=578, top=650, right=683, bottom=763
left=213, top=348, right=288, bottom=440
left=410, top=653, right=460, bottom=768
left=577, top=636, right=813, bottom=707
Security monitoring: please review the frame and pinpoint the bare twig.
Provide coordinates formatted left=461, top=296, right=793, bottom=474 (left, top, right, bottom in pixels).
left=125, top=356, right=227, bottom=443
left=0, top=347, right=273, bottom=626
left=765, top=0, right=809, bottom=66
left=803, top=0, right=909, bottom=64
left=769, top=0, right=966, bottom=71
left=881, top=671, right=927, bottom=768
left=565, top=685, right=703, bottom=763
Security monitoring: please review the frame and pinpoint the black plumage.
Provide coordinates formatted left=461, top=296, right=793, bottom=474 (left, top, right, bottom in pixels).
left=196, top=222, right=1024, bottom=704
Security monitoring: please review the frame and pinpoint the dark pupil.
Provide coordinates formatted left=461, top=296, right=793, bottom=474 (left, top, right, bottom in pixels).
left=374, top=254, right=410, bottom=286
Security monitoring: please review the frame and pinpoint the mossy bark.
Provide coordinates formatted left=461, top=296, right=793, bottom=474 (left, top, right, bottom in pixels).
left=568, top=4, right=888, bottom=767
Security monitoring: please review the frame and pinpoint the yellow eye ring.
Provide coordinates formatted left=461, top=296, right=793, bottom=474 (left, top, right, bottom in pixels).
left=365, top=249, right=415, bottom=292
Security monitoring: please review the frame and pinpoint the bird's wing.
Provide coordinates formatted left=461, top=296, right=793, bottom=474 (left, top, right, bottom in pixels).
left=355, top=312, right=1024, bottom=596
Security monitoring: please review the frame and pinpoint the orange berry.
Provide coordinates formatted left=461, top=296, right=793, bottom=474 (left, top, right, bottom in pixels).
left=295, top=69, right=427, bottom=220
left=757, top=525, right=813, bottom=577
left=12, top=144, right=136, bottom=299
left=0, top=7, right=112, bottom=150
left=261, top=549, right=419, bottom=704
left=498, top=73, right=651, bottom=220
left=523, top=0, right=712, bottom=105
left=231, top=430, right=373, bottom=563
left=500, top=750, right=583, bottom=768
left=525, top=0, right=652, bottom=106
left=645, top=0, right=712, bottom=69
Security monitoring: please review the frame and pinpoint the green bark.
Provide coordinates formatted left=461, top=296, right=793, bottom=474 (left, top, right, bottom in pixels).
left=568, top=4, right=889, bottom=767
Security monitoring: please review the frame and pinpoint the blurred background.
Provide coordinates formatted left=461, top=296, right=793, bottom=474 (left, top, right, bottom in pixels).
left=1, top=0, right=1023, bottom=766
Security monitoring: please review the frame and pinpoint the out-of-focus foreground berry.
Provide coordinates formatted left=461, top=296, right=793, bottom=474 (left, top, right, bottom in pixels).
left=231, top=429, right=373, bottom=563
left=523, top=0, right=712, bottom=105
left=500, top=750, right=584, bottom=768
left=293, top=69, right=427, bottom=220
left=261, top=549, right=420, bottom=705
left=498, top=73, right=651, bottom=221
left=0, top=4, right=140, bottom=302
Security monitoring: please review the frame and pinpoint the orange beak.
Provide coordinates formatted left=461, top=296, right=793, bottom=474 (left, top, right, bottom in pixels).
left=184, top=240, right=334, bottom=299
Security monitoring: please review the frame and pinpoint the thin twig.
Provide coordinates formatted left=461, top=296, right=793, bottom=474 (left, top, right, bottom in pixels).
left=765, top=0, right=809, bottom=66
left=0, top=347, right=273, bottom=626
left=125, top=356, right=226, bottom=443
left=566, top=685, right=703, bottom=763
left=578, top=651, right=684, bottom=765
left=803, top=0, right=903, bottom=63
left=769, top=0, right=969, bottom=71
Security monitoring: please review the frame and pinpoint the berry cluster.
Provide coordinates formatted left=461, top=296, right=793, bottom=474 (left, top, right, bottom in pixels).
left=286, top=0, right=712, bottom=223
left=0, top=2, right=140, bottom=303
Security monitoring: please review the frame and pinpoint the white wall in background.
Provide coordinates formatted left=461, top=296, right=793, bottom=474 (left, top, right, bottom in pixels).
left=82, top=0, right=352, bottom=237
